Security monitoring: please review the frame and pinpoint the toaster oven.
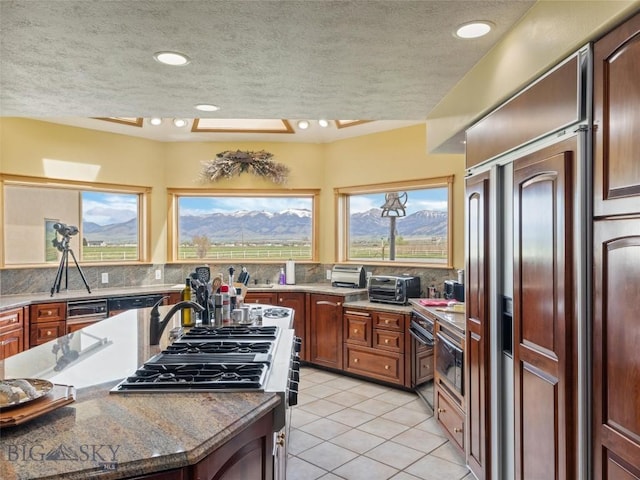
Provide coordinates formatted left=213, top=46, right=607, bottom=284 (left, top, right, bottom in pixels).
left=368, top=275, right=421, bottom=305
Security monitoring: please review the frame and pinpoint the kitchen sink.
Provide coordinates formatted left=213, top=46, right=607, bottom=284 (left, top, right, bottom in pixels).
left=247, top=284, right=274, bottom=289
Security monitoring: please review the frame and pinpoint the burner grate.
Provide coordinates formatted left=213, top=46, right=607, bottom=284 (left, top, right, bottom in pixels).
left=165, top=341, right=273, bottom=354
left=183, top=325, right=278, bottom=339
left=115, top=363, right=268, bottom=391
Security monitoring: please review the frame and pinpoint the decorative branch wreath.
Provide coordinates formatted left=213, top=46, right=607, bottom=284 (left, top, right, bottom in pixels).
left=200, top=150, right=289, bottom=184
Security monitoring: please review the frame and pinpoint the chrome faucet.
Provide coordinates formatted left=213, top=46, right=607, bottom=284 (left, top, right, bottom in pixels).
left=149, top=298, right=205, bottom=345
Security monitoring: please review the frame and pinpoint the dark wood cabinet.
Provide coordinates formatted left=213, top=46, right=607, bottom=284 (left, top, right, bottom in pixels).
left=465, top=171, right=491, bottom=480
left=132, top=411, right=274, bottom=480
left=593, top=218, right=640, bottom=480
left=593, top=12, right=640, bottom=479
left=244, top=292, right=277, bottom=305
left=188, top=412, right=274, bottom=480
left=276, top=292, right=306, bottom=360
left=343, top=308, right=406, bottom=386
left=0, top=307, right=26, bottom=359
left=594, top=11, right=640, bottom=219
left=436, top=387, right=465, bottom=452
left=29, top=302, right=66, bottom=345
left=512, top=137, right=577, bottom=480
left=309, top=294, right=343, bottom=370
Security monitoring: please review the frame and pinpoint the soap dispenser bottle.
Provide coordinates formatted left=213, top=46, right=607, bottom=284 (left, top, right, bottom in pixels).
left=278, top=267, right=286, bottom=285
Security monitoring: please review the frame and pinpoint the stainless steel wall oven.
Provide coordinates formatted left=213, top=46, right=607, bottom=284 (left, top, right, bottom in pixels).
left=409, top=309, right=435, bottom=408
left=435, top=325, right=464, bottom=396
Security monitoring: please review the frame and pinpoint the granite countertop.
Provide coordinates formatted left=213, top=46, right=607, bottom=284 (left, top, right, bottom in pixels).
left=0, top=284, right=184, bottom=311
left=342, top=299, right=413, bottom=314
left=409, top=298, right=466, bottom=335
left=246, top=283, right=368, bottom=297
left=0, top=283, right=367, bottom=312
left=0, top=308, right=287, bottom=480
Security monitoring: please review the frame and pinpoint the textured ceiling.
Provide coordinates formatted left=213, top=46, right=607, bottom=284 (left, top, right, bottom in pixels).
left=0, top=0, right=535, bottom=142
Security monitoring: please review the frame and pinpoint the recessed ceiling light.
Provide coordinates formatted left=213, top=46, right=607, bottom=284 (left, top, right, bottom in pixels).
left=297, top=120, right=310, bottom=130
left=318, top=119, right=329, bottom=128
left=149, top=117, right=163, bottom=126
left=173, top=118, right=188, bottom=128
left=195, top=104, right=220, bottom=112
left=454, top=21, right=493, bottom=39
left=153, top=51, right=191, bottom=66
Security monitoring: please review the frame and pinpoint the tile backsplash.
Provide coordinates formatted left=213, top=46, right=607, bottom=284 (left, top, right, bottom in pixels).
left=0, top=263, right=458, bottom=298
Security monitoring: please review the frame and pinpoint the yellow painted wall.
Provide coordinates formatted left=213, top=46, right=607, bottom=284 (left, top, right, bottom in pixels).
left=1, top=118, right=464, bottom=267
left=324, top=124, right=465, bottom=268
left=427, top=0, right=640, bottom=151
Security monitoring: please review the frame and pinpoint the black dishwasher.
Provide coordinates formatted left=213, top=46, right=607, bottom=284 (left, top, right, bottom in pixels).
left=108, top=295, right=165, bottom=317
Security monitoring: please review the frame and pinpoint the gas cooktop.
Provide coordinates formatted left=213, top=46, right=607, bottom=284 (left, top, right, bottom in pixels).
left=182, top=325, right=278, bottom=339
left=113, top=363, right=269, bottom=391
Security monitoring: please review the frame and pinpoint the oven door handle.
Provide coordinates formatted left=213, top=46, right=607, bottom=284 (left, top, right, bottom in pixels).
left=409, top=327, right=434, bottom=347
left=436, top=332, right=461, bottom=352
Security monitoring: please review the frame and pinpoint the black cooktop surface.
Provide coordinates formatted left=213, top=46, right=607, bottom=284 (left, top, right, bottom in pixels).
left=182, top=325, right=278, bottom=339
left=165, top=340, right=274, bottom=354
left=113, top=363, right=269, bottom=391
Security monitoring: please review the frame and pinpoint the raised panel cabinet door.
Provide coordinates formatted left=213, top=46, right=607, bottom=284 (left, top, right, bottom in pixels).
left=513, top=137, right=577, bottom=480
left=593, top=218, right=640, bottom=480
left=594, top=12, right=640, bottom=217
left=309, top=294, right=343, bottom=369
left=0, top=329, right=24, bottom=359
left=465, top=171, right=491, bottom=480
left=277, top=292, right=306, bottom=360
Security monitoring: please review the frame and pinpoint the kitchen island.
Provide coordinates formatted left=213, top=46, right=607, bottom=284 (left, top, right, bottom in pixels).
left=0, top=307, right=286, bottom=480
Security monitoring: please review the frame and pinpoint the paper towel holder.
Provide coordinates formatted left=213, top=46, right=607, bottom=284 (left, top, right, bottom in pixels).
left=285, top=259, right=296, bottom=285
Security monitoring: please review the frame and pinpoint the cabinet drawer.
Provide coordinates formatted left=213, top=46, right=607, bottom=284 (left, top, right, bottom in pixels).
left=436, top=388, right=465, bottom=451
left=0, top=308, right=24, bottom=333
left=244, top=292, right=277, bottom=304
left=344, top=345, right=404, bottom=385
left=374, top=330, right=403, bottom=352
left=31, top=321, right=66, bottom=345
left=0, top=329, right=24, bottom=360
left=416, top=350, right=434, bottom=383
left=30, top=303, right=66, bottom=323
left=344, top=312, right=371, bottom=346
left=373, top=311, right=404, bottom=331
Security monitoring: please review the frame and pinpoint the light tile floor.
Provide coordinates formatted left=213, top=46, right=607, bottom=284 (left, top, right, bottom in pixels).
left=287, top=366, right=474, bottom=480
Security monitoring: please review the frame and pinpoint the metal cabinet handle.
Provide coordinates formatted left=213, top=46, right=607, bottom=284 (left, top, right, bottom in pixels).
left=46, top=330, right=53, bottom=336
left=454, top=427, right=463, bottom=433
left=438, top=408, right=445, bottom=413
left=279, top=298, right=283, bottom=302
left=384, top=319, right=390, bottom=324
left=47, top=310, right=52, bottom=316
left=337, top=302, right=341, bottom=306
left=384, top=339, right=390, bottom=344
left=276, top=432, right=286, bottom=446
left=354, top=358, right=359, bottom=363
left=384, top=365, right=390, bottom=370
left=353, top=328, right=358, bottom=333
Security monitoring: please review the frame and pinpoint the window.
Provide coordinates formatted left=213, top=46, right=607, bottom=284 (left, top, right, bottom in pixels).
left=336, top=177, right=452, bottom=267
left=1, top=175, right=149, bottom=266
left=167, top=189, right=319, bottom=262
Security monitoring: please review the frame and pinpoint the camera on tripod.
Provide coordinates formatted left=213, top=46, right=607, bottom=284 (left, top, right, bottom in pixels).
left=50, top=222, right=91, bottom=296
left=52, top=222, right=79, bottom=252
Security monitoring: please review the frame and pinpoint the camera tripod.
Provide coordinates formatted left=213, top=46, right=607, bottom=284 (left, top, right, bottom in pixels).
left=50, top=241, right=91, bottom=297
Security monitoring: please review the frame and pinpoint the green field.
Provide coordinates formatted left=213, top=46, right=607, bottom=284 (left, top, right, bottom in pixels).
left=81, top=239, right=447, bottom=263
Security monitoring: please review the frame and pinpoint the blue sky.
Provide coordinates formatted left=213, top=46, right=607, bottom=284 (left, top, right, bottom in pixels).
left=349, top=188, right=448, bottom=215
left=82, top=192, right=138, bottom=225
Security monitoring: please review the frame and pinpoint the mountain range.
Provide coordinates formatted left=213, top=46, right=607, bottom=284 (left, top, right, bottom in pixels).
left=83, top=208, right=447, bottom=244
